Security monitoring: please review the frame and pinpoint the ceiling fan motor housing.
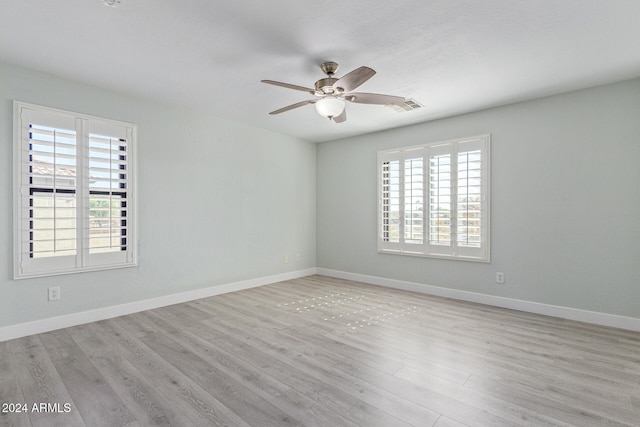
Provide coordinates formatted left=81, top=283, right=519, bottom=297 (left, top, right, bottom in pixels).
left=315, top=77, right=341, bottom=96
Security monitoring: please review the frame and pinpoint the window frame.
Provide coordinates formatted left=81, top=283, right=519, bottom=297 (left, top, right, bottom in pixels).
left=377, top=134, right=490, bottom=262
left=13, top=101, right=137, bottom=279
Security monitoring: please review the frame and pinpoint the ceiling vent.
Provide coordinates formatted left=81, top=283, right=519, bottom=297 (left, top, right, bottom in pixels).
left=388, top=98, right=424, bottom=112
left=101, top=0, right=122, bottom=7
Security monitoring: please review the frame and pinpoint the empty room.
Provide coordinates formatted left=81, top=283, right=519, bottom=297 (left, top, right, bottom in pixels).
left=1, top=1, right=639, bottom=426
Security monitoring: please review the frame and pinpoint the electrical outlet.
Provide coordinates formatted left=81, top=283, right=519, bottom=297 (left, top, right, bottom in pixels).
left=295, top=253, right=301, bottom=262
left=284, top=255, right=289, bottom=264
left=48, top=287, right=60, bottom=301
left=496, top=272, right=505, bottom=284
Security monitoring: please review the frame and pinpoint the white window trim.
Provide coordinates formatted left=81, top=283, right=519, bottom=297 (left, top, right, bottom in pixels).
left=377, top=134, right=490, bottom=263
left=13, top=101, right=138, bottom=279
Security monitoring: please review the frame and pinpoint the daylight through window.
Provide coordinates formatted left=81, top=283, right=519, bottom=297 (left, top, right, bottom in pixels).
left=378, top=135, right=490, bottom=262
left=14, top=102, right=137, bottom=278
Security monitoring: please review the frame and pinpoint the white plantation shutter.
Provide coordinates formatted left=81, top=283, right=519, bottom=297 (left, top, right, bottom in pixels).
left=85, top=120, right=134, bottom=268
left=403, top=155, right=425, bottom=248
left=380, top=154, right=401, bottom=249
left=378, top=148, right=426, bottom=253
left=378, top=135, right=490, bottom=262
left=14, top=102, right=136, bottom=278
left=21, top=113, right=79, bottom=274
left=456, top=141, right=484, bottom=255
left=427, top=143, right=453, bottom=256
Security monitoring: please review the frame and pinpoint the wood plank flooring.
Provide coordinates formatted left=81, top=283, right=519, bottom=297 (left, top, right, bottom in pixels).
left=1, top=275, right=639, bottom=426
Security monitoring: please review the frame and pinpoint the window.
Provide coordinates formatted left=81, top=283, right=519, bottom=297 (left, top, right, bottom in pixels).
left=378, top=135, right=490, bottom=262
left=13, top=102, right=137, bottom=278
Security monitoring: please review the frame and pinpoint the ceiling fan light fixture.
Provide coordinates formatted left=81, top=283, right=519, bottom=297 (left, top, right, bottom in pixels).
left=315, top=96, right=345, bottom=119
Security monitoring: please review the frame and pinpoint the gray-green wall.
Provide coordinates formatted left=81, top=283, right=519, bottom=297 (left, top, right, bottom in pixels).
left=0, top=61, right=317, bottom=328
left=2, top=59, right=639, bottom=331
left=317, top=78, right=640, bottom=319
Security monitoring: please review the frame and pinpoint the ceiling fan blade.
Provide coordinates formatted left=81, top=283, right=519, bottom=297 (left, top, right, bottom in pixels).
left=269, top=99, right=315, bottom=115
left=261, top=80, right=315, bottom=94
left=333, top=109, right=347, bottom=123
left=333, top=66, right=376, bottom=93
left=346, top=92, right=405, bottom=105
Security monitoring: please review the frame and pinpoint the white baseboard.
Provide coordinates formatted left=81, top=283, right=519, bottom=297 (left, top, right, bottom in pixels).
left=0, top=268, right=317, bottom=342
left=316, top=268, right=640, bottom=332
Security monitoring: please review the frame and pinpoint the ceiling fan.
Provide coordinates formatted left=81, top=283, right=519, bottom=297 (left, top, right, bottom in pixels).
left=261, top=62, right=405, bottom=123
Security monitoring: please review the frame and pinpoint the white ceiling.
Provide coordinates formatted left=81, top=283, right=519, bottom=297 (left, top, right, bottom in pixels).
left=2, top=0, right=640, bottom=142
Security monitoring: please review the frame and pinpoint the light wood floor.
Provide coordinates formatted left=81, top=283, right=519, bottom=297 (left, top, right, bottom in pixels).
left=1, top=275, right=639, bottom=427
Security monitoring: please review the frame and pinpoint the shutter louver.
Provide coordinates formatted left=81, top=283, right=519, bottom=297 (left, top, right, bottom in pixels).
left=382, top=160, right=400, bottom=243
left=429, top=154, right=451, bottom=246
left=88, top=134, right=128, bottom=254
left=28, top=124, right=78, bottom=259
left=404, top=157, right=424, bottom=245
left=457, top=150, right=482, bottom=248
